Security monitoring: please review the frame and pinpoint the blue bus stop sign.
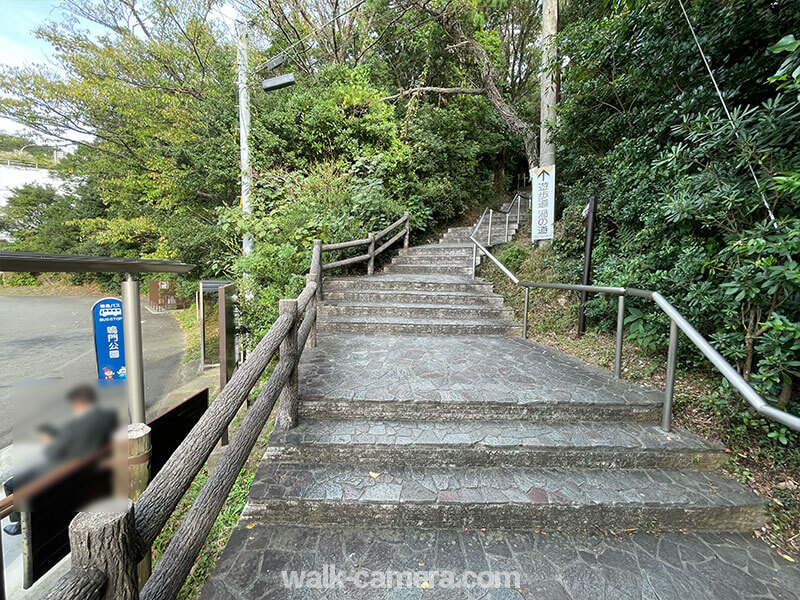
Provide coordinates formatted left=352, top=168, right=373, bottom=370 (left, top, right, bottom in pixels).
left=92, top=297, right=127, bottom=382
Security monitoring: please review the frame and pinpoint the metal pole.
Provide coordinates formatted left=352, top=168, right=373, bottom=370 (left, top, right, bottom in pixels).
left=662, top=320, right=679, bottom=432
left=122, top=274, right=146, bottom=424
left=578, top=195, right=596, bottom=336
left=236, top=20, right=253, bottom=257
left=517, top=195, right=521, bottom=223
left=614, top=295, right=625, bottom=378
left=523, top=287, right=530, bottom=339
left=488, top=210, right=493, bottom=246
left=471, top=242, right=477, bottom=279
left=505, top=212, right=510, bottom=242
left=198, top=282, right=205, bottom=370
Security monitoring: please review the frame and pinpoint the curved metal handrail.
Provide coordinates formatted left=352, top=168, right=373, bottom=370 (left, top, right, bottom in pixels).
left=469, top=230, right=800, bottom=433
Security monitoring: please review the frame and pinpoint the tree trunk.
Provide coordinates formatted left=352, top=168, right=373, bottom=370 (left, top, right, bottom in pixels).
left=405, top=1, right=538, bottom=170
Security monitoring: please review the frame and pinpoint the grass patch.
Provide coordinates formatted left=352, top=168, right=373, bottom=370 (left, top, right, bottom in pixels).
left=151, top=397, right=276, bottom=599
left=0, top=272, right=104, bottom=296
left=174, top=304, right=219, bottom=364
left=478, top=223, right=800, bottom=559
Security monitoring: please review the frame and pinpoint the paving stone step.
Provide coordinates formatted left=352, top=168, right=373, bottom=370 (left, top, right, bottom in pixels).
left=318, top=302, right=513, bottom=321
left=245, top=463, right=767, bottom=532
left=299, top=333, right=663, bottom=422
left=398, top=244, right=474, bottom=257
left=200, top=524, right=800, bottom=600
left=317, top=315, right=521, bottom=335
left=321, top=289, right=505, bottom=306
left=299, top=396, right=661, bottom=423
left=267, top=420, right=726, bottom=470
left=383, top=264, right=473, bottom=276
left=323, top=274, right=493, bottom=294
left=391, top=254, right=474, bottom=266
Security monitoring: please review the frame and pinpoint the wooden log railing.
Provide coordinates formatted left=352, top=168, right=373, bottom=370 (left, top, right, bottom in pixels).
left=38, top=213, right=412, bottom=600
left=320, top=211, right=410, bottom=276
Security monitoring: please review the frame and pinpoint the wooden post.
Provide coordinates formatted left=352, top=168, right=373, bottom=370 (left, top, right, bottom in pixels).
left=68, top=499, right=139, bottom=600
left=403, top=212, right=410, bottom=248
left=128, top=424, right=152, bottom=589
left=276, top=299, right=299, bottom=430
left=540, top=0, right=558, bottom=169
left=367, top=233, right=375, bottom=275
left=312, top=239, right=323, bottom=302
left=306, top=273, right=318, bottom=348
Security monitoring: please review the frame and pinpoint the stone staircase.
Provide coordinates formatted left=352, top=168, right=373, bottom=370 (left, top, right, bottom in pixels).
left=198, top=197, right=786, bottom=600
left=318, top=200, right=524, bottom=335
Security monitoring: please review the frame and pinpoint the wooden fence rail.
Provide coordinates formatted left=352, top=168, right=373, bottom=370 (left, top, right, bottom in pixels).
left=39, top=213, right=409, bottom=600
left=319, top=212, right=409, bottom=276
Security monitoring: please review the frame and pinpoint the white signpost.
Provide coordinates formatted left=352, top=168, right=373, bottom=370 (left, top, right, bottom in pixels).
left=531, top=165, right=556, bottom=241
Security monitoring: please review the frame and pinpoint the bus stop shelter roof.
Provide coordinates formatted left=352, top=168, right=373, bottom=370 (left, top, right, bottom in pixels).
left=200, top=280, right=235, bottom=293
left=0, top=251, right=194, bottom=274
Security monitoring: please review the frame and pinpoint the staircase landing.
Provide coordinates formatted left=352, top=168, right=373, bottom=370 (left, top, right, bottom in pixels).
left=201, top=525, right=800, bottom=600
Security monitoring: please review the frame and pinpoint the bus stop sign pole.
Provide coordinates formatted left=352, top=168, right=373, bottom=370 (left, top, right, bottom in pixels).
left=122, top=273, right=146, bottom=423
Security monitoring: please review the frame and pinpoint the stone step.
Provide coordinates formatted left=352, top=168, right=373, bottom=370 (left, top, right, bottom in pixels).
left=442, top=231, right=519, bottom=244
left=200, top=524, right=797, bottom=600
left=321, top=288, right=505, bottom=306
left=244, top=463, right=767, bottom=532
left=398, top=244, right=474, bottom=257
left=299, top=396, right=661, bottom=423
left=267, top=420, right=726, bottom=470
left=323, top=274, right=493, bottom=294
left=383, top=263, right=473, bottom=276
left=317, top=315, right=521, bottom=335
left=318, top=302, right=513, bottom=321
left=444, top=225, right=521, bottom=238
left=299, top=333, right=663, bottom=423
left=391, top=254, right=474, bottom=266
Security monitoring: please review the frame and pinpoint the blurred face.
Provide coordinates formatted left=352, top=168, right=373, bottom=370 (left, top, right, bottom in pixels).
left=70, top=399, right=91, bottom=414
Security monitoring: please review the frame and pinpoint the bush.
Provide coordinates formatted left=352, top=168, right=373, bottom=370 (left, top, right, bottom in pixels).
left=2, top=272, right=39, bottom=286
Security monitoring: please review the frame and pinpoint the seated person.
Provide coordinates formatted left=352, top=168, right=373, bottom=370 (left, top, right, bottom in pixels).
left=3, top=385, right=117, bottom=536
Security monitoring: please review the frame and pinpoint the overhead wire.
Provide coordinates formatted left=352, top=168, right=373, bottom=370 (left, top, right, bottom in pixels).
left=248, top=0, right=370, bottom=74
left=676, top=0, right=778, bottom=226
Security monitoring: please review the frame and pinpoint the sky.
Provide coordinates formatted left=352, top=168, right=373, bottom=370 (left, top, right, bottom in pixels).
left=0, top=0, right=239, bottom=140
left=0, top=0, right=70, bottom=135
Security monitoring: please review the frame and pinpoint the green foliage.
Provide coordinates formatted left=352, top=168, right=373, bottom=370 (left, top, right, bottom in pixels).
left=497, top=244, right=527, bottom=273
left=554, top=2, right=800, bottom=422
left=1, top=272, right=39, bottom=287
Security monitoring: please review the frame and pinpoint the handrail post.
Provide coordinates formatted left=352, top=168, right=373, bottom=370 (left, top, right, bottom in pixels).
left=614, top=295, right=625, bottom=379
left=517, top=195, right=521, bottom=222
left=523, top=287, right=530, bottom=339
left=68, top=499, right=139, bottom=600
left=367, top=233, right=375, bottom=275
left=276, top=299, right=299, bottom=430
left=488, top=209, right=493, bottom=246
left=312, top=239, right=323, bottom=302
left=662, top=320, right=679, bottom=432
left=471, top=242, right=477, bottom=279
left=403, top=212, right=410, bottom=248
left=126, top=424, right=152, bottom=589
left=505, top=211, right=510, bottom=242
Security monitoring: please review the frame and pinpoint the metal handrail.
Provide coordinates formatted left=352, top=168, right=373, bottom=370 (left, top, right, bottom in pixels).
left=469, top=232, right=800, bottom=433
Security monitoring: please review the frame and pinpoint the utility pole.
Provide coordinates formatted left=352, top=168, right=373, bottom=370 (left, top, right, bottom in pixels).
left=539, top=0, right=558, bottom=169
left=236, top=20, right=253, bottom=257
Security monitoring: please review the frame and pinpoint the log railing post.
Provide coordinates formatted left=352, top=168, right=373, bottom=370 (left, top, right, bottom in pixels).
left=68, top=499, right=139, bottom=600
left=276, top=299, right=299, bottom=430
left=403, top=212, right=410, bottom=249
left=312, top=239, right=323, bottom=302
left=127, top=424, right=152, bottom=589
left=367, top=233, right=375, bottom=275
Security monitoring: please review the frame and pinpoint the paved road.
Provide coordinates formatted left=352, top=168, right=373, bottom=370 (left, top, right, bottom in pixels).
left=0, top=295, right=187, bottom=448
